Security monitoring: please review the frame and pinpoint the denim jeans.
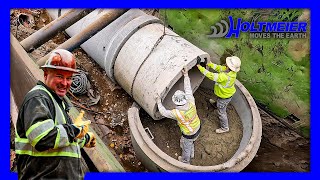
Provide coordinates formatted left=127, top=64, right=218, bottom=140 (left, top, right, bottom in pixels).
left=217, top=96, right=233, bottom=130
left=180, top=133, right=199, bottom=164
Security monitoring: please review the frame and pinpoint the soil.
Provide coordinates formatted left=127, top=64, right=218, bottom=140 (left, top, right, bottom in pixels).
left=243, top=109, right=310, bottom=172
left=141, top=87, right=243, bottom=166
left=10, top=8, right=309, bottom=172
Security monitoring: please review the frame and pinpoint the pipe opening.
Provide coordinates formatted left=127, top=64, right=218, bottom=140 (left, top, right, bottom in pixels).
left=155, top=65, right=205, bottom=119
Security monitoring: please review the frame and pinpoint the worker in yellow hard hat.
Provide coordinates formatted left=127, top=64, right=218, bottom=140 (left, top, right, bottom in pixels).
left=15, top=49, right=96, bottom=179
left=155, top=67, right=201, bottom=164
left=197, top=56, right=241, bottom=134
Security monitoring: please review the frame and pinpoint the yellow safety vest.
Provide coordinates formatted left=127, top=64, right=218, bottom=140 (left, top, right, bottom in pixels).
left=172, top=102, right=200, bottom=135
left=199, top=63, right=237, bottom=99
left=213, top=71, right=236, bottom=99
left=15, top=85, right=86, bottom=158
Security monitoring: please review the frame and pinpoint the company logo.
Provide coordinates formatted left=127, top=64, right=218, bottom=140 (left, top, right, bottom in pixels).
left=208, top=16, right=308, bottom=39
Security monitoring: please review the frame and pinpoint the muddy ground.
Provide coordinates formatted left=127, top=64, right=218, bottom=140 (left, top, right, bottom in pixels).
left=10, top=9, right=309, bottom=172
left=142, top=88, right=243, bottom=166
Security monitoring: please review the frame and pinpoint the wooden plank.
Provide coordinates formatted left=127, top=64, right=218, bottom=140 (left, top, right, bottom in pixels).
left=10, top=34, right=43, bottom=108
left=10, top=33, right=124, bottom=172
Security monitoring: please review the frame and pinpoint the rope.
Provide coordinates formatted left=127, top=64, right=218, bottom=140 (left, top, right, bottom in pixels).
left=70, top=70, right=90, bottom=95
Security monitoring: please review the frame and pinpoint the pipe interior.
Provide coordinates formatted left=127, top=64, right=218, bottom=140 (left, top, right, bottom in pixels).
left=160, top=65, right=204, bottom=115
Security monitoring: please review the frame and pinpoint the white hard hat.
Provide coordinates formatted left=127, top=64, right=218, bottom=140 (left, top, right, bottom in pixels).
left=226, top=56, right=241, bottom=72
left=172, top=90, right=187, bottom=106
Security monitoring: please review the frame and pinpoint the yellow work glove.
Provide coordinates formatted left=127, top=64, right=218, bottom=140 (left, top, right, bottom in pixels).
left=73, top=110, right=91, bottom=139
left=85, top=132, right=96, bottom=148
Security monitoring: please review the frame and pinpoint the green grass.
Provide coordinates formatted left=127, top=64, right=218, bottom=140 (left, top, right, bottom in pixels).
left=300, top=126, right=310, bottom=138
left=160, top=9, right=310, bottom=124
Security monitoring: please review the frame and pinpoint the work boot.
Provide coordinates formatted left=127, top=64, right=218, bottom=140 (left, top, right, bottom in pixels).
left=178, top=156, right=190, bottom=164
left=209, top=99, right=217, bottom=109
left=215, top=127, right=229, bottom=134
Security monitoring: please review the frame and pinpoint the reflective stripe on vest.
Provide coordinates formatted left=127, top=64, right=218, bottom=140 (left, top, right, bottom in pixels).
left=15, top=137, right=80, bottom=158
left=173, top=103, right=200, bottom=135
left=216, top=75, right=233, bottom=88
left=203, top=69, right=232, bottom=88
left=55, top=124, right=70, bottom=149
left=29, top=85, right=67, bottom=125
left=15, top=85, right=80, bottom=158
left=175, top=110, right=194, bottom=132
left=26, top=119, right=54, bottom=146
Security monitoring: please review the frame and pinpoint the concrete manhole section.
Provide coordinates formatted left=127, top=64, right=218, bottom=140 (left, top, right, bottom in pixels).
left=128, top=79, right=262, bottom=172
left=140, top=87, right=243, bottom=166
left=46, top=8, right=262, bottom=172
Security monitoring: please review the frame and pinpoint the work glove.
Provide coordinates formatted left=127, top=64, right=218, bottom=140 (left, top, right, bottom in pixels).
left=85, top=132, right=96, bottom=148
left=196, top=56, right=202, bottom=65
left=73, top=110, right=91, bottom=139
left=196, top=56, right=207, bottom=67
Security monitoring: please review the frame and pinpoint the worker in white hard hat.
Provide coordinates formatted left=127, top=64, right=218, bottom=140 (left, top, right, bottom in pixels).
left=155, top=67, right=201, bottom=164
left=197, top=56, right=241, bottom=134
left=15, top=49, right=96, bottom=179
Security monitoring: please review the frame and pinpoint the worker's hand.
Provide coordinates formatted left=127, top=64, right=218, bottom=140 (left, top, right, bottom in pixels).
left=196, top=56, right=202, bottom=65
left=73, top=110, right=91, bottom=139
left=197, top=56, right=207, bottom=67
left=85, top=132, right=96, bottom=148
left=200, top=57, right=208, bottom=67
left=181, top=67, right=188, bottom=76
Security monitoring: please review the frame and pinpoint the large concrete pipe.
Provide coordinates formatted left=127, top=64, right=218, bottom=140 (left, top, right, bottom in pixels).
left=47, top=9, right=210, bottom=120
left=128, top=79, right=262, bottom=171
left=46, top=9, right=262, bottom=171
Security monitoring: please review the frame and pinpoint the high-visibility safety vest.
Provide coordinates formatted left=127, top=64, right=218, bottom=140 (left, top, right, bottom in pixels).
left=15, top=85, right=86, bottom=158
left=199, top=63, right=237, bottom=99
left=172, top=102, right=201, bottom=135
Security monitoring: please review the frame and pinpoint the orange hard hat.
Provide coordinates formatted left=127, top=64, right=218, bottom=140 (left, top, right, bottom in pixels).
left=41, top=49, right=78, bottom=73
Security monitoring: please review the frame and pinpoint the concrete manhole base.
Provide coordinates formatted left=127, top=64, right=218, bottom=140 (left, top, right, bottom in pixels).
left=128, top=78, right=262, bottom=172
left=141, top=87, right=243, bottom=166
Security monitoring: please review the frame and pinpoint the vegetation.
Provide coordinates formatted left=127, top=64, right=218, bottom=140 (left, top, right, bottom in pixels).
left=160, top=9, right=310, bottom=136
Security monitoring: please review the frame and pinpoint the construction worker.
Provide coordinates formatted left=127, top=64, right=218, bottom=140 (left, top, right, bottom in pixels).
left=15, top=49, right=96, bottom=180
left=197, top=56, right=241, bottom=134
left=155, top=67, right=201, bottom=164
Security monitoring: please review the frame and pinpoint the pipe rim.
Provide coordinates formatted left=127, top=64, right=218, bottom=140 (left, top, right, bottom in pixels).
left=128, top=81, right=262, bottom=171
